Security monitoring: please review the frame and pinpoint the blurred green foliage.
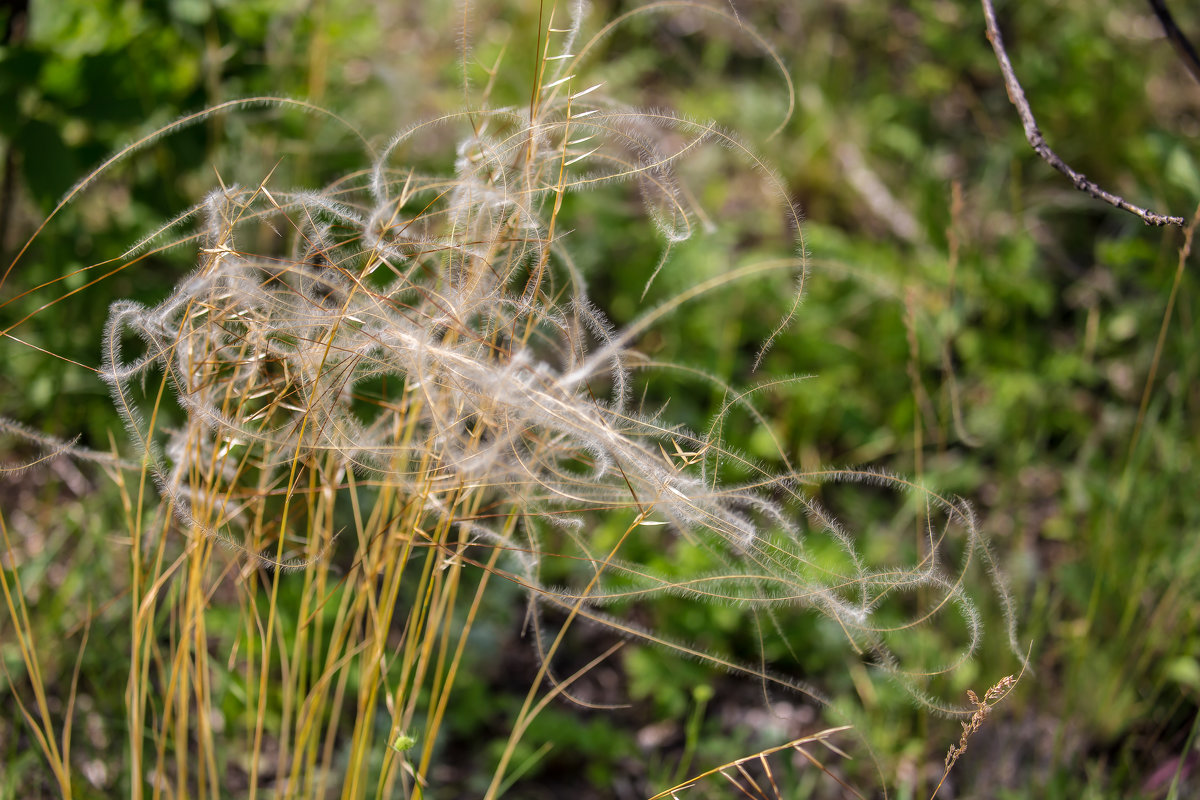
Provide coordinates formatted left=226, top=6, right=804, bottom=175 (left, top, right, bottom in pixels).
left=3, top=0, right=1200, bottom=797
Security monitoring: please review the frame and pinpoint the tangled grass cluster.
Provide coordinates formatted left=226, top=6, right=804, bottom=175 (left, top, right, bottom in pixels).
left=2, top=3, right=1022, bottom=795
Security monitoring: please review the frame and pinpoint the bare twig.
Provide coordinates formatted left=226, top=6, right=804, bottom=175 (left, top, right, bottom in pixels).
left=1147, top=0, right=1200, bottom=87
left=980, top=0, right=1185, bottom=227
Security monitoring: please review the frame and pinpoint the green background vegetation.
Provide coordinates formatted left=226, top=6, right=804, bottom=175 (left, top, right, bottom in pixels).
left=2, top=0, right=1199, bottom=797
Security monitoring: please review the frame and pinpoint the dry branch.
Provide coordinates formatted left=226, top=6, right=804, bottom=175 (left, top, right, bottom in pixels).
left=980, top=0, right=1185, bottom=227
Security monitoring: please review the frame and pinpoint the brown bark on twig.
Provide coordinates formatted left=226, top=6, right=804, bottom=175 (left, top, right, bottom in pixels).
left=980, top=0, right=1185, bottom=227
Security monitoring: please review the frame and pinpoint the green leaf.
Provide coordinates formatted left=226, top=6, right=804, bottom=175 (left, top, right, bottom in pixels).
left=1166, top=657, right=1200, bottom=691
